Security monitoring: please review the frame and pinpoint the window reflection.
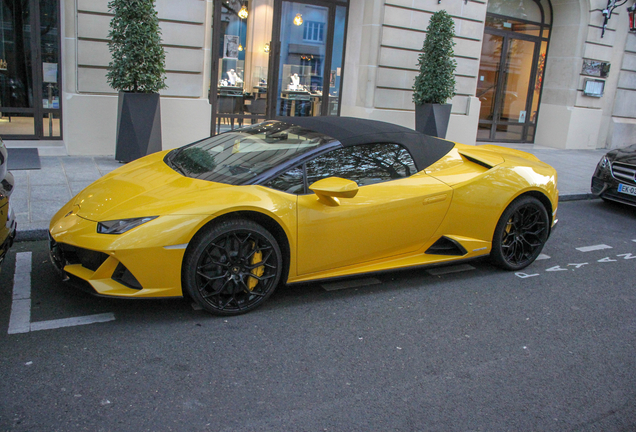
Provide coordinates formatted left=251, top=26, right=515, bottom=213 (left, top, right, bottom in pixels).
left=0, top=0, right=33, bottom=109
left=306, top=144, right=417, bottom=187
left=0, top=0, right=61, bottom=137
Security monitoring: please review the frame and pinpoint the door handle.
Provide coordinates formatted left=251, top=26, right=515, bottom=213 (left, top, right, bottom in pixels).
left=423, top=194, right=448, bottom=205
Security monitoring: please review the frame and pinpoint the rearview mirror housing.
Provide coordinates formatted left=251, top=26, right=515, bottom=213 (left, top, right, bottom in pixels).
left=309, top=177, right=359, bottom=206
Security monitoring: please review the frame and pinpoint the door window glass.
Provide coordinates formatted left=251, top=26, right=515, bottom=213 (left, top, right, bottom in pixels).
left=41, top=0, right=60, bottom=137
left=485, top=16, right=541, bottom=37
left=477, top=34, right=503, bottom=123
left=486, top=0, right=543, bottom=23
left=530, top=41, right=547, bottom=124
left=306, top=144, right=416, bottom=187
left=264, top=166, right=305, bottom=193
left=215, top=0, right=273, bottom=134
left=500, top=38, right=535, bottom=123
left=326, top=5, right=346, bottom=115
left=0, top=0, right=61, bottom=138
left=276, top=2, right=328, bottom=117
left=0, top=1, right=33, bottom=109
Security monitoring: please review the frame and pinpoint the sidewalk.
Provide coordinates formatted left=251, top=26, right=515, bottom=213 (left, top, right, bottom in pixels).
left=9, top=144, right=606, bottom=241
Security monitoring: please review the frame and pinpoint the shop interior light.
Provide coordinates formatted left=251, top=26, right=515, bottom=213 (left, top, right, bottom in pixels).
left=264, top=43, right=270, bottom=53
left=238, top=44, right=243, bottom=51
left=238, top=5, right=248, bottom=19
left=294, top=13, right=303, bottom=26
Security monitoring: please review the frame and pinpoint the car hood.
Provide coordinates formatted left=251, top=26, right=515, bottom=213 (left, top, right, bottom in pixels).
left=72, top=151, right=227, bottom=221
left=606, top=144, right=636, bottom=164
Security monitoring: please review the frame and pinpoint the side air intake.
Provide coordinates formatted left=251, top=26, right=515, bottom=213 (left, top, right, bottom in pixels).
left=425, top=237, right=468, bottom=256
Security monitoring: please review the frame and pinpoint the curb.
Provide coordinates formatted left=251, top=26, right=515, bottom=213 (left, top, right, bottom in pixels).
left=13, top=193, right=600, bottom=243
left=15, top=229, right=49, bottom=242
left=558, top=193, right=597, bottom=202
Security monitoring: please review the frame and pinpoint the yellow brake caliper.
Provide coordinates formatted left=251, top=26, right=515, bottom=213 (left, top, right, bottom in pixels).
left=248, top=243, right=264, bottom=290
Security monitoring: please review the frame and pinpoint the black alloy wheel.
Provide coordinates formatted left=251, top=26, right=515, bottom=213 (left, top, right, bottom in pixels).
left=491, top=196, right=549, bottom=271
left=183, top=219, right=283, bottom=315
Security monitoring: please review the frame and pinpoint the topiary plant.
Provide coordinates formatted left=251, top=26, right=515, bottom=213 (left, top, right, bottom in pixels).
left=106, top=0, right=167, bottom=93
left=413, top=10, right=457, bottom=105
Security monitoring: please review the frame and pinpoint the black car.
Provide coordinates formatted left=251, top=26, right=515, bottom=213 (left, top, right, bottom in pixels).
left=591, top=144, right=636, bottom=206
left=0, top=138, right=16, bottom=266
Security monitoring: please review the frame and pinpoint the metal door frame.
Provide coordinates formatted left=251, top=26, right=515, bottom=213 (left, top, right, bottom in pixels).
left=210, top=0, right=348, bottom=135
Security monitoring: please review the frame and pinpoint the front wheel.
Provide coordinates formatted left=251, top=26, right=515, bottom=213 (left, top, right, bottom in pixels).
left=491, top=196, right=549, bottom=271
left=183, top=219, right=283, bottom=316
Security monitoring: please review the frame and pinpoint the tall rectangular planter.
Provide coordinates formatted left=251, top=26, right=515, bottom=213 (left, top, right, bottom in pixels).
left=415, top=103, right=452, bottom=138
left=115, top=92, right=162, bottom=163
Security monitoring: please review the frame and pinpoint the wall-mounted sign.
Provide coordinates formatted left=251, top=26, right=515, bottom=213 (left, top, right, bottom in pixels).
left=43, top=62, right=58, bottom=83
left=581, top=59, right=610, bottom=78
left=583, top=78, right=605, bottom=97
left=518, top=111, right=526, bottom=123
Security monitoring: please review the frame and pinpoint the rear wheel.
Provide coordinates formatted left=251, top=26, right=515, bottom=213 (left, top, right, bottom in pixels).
left=183, top=219, right=282, bottom=315
left=491, top=196, right=549, bottom=271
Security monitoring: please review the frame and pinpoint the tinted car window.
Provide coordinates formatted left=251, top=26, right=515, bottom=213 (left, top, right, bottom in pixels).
left=165, top=121, right=334, bottom=185
left=263, top=166, right=305, bottom=194
left=306, top=143, right=417, bottom=187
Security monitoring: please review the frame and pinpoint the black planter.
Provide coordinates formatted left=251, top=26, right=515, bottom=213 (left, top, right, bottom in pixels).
left=414, top=103, right=452, bottom=138
left=115, top=91, right=162, bottom=163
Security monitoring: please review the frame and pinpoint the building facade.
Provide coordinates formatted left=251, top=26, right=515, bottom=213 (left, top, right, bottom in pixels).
left=1, top=0, right=635, bottom=155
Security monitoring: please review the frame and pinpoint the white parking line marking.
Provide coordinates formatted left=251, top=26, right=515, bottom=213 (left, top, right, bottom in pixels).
left=536, top=254, right=551, bottom=260
left=7, top=251, right=116, bottom=335
left=8, top=252, right=32, bottom=334
left=322, top=277, right=381, bottom=291
left=617, top=253, right=636, bottom=260
left=12, top=252, right=31, bottom=300
left=515, top=272, right=539, bottom=279
left=8, top=299, right=31, bottom=334
left=576, top=244, right=613, bottom=252
left=427, top=264, right=475, bottom=276
left=30, top=313, right=116, bottom=332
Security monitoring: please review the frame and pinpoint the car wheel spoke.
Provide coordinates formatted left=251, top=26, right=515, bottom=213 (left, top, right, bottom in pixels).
left=492, top=198, right=549, bottom=270
left=187, top=223, right=282, bottom=315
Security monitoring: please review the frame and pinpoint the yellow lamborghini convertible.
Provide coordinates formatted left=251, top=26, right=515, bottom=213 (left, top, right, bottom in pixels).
left=49, top=117, right=558, bottom=315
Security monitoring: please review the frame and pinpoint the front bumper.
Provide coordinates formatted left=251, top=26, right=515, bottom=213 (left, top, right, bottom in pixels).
left=591, top=171, right=636, bottom=207
left=48, top=212, right=209, bottom=298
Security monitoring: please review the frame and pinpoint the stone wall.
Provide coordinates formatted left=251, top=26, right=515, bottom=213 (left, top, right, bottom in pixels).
left=341, top=0, right=485, bottom=145
left=63, top=0, right=213, bottom=155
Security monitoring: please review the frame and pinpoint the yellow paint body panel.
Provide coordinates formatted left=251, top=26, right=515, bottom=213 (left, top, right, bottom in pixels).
left=49, top=142, right=558, bottom=298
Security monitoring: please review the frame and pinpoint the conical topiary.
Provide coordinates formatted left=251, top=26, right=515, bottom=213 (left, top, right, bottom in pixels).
left=413, top=10, right=456, bottom=105
left=106, top=0, right=167, bottom=93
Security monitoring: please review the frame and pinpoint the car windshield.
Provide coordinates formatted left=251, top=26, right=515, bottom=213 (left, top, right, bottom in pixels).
left=165, top=121, right=333, bottom=184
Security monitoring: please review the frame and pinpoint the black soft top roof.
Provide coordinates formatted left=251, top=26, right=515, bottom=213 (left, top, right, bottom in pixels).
left=275, top=116, right=455, bottom=170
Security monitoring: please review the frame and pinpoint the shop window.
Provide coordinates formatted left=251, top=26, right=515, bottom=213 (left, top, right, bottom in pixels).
left=0, top=0, right=62, bottom=139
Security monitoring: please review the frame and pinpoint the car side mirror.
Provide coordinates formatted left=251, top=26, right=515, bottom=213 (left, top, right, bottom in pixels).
left=309, top=177, right=359, bottom=206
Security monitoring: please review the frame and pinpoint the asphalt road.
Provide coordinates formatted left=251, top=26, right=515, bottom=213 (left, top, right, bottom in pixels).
left=1, top=200, right=635, bottom=431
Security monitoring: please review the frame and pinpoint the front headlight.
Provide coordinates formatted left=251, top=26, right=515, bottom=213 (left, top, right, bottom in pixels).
left=97, top=216, right=158, bottom=234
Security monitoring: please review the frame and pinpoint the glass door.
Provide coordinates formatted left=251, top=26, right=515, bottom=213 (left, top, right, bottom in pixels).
left=477, top=8, right=551, bottom=143
left=270, top=1, right=346, bottom=118
left=478, top=35, right=540, bottom=142
left=211, top=0, right=274, bottom=135
left=0, top=0, right=62, bottom=139
left=274, top=2, right=327, bottom=117
left=211, top=0, right=348, bottom=134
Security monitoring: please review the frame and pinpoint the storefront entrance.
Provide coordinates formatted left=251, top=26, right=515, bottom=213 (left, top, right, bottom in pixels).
left=210, top=0, right=347, bottom=135
left=477, top=0, right=551, bottom=142
left=0, top=0, right=62, bottom=139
